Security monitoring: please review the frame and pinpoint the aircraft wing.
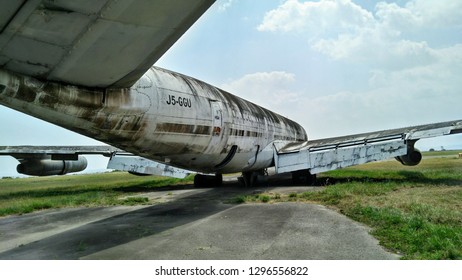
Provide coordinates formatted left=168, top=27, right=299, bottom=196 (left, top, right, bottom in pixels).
left=274, top=120, right=462, bottom=175
left=0, top=145, right=123, bottom=160
left=0, top=145, right=190, bottom=178
left=0, top=0, right=215, bottom=88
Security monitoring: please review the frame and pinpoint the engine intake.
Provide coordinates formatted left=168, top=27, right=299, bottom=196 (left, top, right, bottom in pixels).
left=395, top=148, right=422, bottom=166
left=17, top=156, right=88, bottom=176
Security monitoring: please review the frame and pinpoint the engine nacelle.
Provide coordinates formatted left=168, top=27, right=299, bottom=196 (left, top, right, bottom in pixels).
left=17, top=156, right=88, bottom=176
left=395, top=148, right=422, bottom=166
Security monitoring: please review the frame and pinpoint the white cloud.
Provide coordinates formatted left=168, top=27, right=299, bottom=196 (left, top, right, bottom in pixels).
left=221, top=71, right=299, bottom=112
left=258, top=0, right=462, bottom=68
left=219, top=67, right=460, bottom=140
left=259, top=0, right=462, bottom=33
left=218, top=0, right=237, bottom=12
left=374, top=2, right=421, bottom=31
left=257, top=0, right=373, bottom=34
left=405, top=0, right=462, bottom=27
left=255, top=0, right=462, bottom=139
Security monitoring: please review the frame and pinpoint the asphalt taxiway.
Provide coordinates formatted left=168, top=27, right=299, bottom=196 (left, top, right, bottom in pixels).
left=0, top=179, right=399, bottom=259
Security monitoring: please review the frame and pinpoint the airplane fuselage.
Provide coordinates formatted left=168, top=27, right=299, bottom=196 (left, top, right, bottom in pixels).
left=0, top=67, right=307, bottom=174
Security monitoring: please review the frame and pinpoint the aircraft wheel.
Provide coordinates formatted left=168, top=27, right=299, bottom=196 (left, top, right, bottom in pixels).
left=194, top=174, right=206, bottom=188
left=240, top=171, right=263, bottom=187
left=215, top=173, right=223, bottom=186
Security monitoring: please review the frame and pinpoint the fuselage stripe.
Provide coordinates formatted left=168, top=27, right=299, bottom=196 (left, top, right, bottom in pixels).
left=156, top=123, right=211, bottom=135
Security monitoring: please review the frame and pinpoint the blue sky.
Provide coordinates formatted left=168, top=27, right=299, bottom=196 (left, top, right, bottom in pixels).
left=1, top=0, right=461, bottom=176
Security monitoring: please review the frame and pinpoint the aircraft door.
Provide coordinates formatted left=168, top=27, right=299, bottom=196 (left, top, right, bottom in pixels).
left=209, top=101, right=225, bottom=151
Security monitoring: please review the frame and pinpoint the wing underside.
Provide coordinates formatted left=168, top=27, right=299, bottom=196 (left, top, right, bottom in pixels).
left=274, top=120, right=462, bottom=174
left=0, top=0, right=215, bottom=88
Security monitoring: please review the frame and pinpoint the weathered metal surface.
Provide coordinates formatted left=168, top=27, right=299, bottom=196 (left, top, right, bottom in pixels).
left=0, top=0, right=216, bottom=87
left=0, top=145, right=122, bottom=157
left=16, top=155, right=88, bottom=176
left=0, top=66, right=307, bottom=174
left=0, top=145, right=123, bottom=176
left=107, top=154, right=190, bottom=179
left=280, top=120, right=462, bottom=154
left=274, top=119, right=462, bottom=174
left=275, top=139, right=408, bottom=174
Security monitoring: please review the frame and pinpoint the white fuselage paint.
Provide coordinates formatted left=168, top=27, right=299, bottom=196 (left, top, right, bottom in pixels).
left=0, top=67, right=307, bottom=174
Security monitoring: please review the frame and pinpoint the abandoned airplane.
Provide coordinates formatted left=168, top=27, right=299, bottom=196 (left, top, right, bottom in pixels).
left=0, top=0, right=461, bottom=187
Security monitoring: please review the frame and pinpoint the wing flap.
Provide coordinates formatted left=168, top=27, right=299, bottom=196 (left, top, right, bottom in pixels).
left=107, top=154, right=190, bottom=178
left=0, top=0, right=215, bottom=88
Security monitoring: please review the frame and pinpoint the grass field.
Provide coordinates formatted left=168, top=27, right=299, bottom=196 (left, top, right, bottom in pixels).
left=0, top=151, right=461, bottom=259
left=0, top=172, right=193, bottom=216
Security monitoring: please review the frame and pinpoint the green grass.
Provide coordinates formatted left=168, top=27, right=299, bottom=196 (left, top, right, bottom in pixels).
left=424, top=150, right=462, bottom=157
left=0, top=172, right=193, bottom=216
left=233, top=151, right=462, bottom=259
left=228, top=193, right=276, bottom=204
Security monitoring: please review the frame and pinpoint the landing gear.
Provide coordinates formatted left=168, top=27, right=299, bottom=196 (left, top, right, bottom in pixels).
left=194, top=173, right=223, bottom=188
left=240, top=171, right=257, bottom=187
left=291, top=169, right=316, bottom=185
left=239, top=170, right=267, bottom=187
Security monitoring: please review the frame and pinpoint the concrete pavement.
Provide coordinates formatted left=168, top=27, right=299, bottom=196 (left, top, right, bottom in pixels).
left=0, top=181, right=399, bottom=260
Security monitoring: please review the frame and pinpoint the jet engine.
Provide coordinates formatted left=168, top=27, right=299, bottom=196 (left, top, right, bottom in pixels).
left=395, top=148, right=422, bottom=166
left=16, top=156, right=88, bottom=176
